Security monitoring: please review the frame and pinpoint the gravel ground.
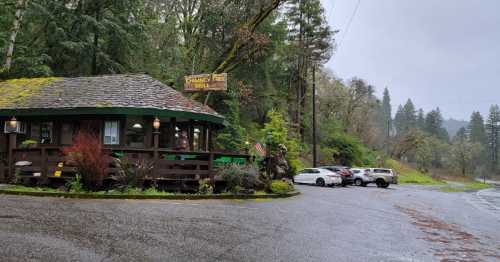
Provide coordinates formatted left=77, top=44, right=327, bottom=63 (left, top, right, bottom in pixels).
left=0, top=184, right=499, bottom=262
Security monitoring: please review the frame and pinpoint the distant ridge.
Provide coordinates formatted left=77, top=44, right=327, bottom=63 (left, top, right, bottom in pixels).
left=443, top=118, right=468, bottom=138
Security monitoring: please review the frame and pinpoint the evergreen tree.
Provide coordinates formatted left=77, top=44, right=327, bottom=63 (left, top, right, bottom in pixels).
left=285, top=0, right=334, bottom=138
left=425, top=108, right=449, bottom=141
left=380, top=87, right=392, bottom=138
left=215, top=96, right=245, bottom=152
left=468, top=111, right=487, bottom=145
left=394, top=99, right=417, bottom=135
left=485, top=105, right=500, bottom=173
left=417, top=108, right=425, bottom=130
left=2, top=0, right=145, bottom=78
left=394, top=105, right=404, bottom=135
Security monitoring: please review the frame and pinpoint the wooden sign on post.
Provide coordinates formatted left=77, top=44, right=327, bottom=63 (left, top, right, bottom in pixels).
left=184, top=73, right=227, bottom=92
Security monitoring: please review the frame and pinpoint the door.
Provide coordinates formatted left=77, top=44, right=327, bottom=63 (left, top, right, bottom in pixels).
left=296, top=169, right=315, bottom=184
left=295, top=169, right=308, bottom=183
left=310, top=169, right=322, bottom=183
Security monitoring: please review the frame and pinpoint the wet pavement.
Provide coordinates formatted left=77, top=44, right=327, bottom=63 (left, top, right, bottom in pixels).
left=0, top=185, right=499, bottom=262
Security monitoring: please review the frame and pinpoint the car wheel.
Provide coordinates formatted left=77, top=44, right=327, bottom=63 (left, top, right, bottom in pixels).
left=381, top=182, right=390, bottom=188
left=316, top=178, right=326, bottom=187
left=354, top=178, right=363, bottom=186
left=376, top=179, right=385, bottom=188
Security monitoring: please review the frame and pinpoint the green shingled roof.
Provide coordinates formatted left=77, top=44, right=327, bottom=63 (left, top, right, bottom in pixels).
left=0, top=74, right=224, bottom=124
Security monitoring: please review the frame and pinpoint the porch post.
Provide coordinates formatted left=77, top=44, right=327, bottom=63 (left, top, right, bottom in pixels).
left=188, top=120, right=194, bottom=151
left=204, top=125, right=209, bottom=152
left=169, top=117, right=176, bottom=149
left=208, top=152, right=215, bottom=187
left=208, top=124, right=214, bottom=151
left=153, top=130, right=160, bottom=160
left=41, top=147, right=47, bottom=183
left=7, top=133, right=16, bottom=180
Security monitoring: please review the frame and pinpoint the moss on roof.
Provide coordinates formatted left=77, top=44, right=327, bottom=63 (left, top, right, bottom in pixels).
left=0, top=74, right=224, bottom=124
left=0, top=77, right=62, bottom=107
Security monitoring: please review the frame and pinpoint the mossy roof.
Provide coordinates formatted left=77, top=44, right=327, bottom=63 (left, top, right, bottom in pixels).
left=0, top=74, right=224, bottom=124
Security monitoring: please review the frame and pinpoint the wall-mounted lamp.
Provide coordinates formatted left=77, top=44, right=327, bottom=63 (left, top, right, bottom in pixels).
left=153, top=117, right=161, bottom=130
left=4, top=116, right=19, bottom=133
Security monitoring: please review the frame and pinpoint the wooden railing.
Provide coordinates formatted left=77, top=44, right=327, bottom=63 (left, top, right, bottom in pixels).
left=10, top=146, right=252, bottom=185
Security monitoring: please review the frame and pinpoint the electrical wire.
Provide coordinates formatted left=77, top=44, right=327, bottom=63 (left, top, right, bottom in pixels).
left=334, top=0, right=362, bottom=55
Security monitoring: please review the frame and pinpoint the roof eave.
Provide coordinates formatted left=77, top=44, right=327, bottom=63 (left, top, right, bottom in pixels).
left=0, top=107, right=225, bottom=125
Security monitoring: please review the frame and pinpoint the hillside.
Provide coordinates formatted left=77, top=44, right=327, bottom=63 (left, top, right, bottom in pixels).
left=443, top=118, right=468, bottom=137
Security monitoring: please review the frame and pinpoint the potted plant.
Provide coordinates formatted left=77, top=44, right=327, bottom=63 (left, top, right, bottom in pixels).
left=20, top=139, right=38, bottom=149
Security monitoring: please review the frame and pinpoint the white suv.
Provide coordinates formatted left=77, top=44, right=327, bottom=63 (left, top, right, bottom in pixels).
left=351, top=168, right=374, bottom=186
left=351, top=168, right=398, bottom=188
left=294, top=168, right=342, bottom=187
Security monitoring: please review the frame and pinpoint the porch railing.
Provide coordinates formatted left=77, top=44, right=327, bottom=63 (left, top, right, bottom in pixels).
left=9, top=146, right=252, bottom=185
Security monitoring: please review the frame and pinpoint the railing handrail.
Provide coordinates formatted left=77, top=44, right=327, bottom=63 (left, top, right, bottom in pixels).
left=13, top=146, right=251, bottom=158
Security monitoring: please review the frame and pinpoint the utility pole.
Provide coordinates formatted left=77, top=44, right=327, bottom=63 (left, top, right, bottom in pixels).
left=312, top=65, right=317, bottom=167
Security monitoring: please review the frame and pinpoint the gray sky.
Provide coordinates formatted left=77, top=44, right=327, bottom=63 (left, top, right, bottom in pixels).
left=321, top=0, right=500, bottom=120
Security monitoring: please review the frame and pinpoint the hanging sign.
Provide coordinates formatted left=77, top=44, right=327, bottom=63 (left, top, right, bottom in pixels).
left=184, top=73, right=227, bottom=92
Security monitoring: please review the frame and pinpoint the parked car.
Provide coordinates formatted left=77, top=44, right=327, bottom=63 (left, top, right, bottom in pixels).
left=351, top=168, right=374, bottom=186
left=363, top=168, right=398, bottom=188
left=319, top=166, right=354, bottom=186
left=293, top=168, right=342, bottom=187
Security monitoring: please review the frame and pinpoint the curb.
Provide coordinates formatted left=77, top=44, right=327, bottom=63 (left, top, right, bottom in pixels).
left=0, top=189, right=300, bottom=200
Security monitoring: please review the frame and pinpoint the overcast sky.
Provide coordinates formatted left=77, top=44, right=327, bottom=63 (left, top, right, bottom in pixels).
left=321, top=0, right=500, bottom=120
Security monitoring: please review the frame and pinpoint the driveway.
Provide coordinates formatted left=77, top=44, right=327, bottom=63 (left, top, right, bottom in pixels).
left=0, top=185, right=499, bottom=262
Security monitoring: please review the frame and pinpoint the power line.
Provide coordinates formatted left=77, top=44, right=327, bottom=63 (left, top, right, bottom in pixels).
left=334, top=0, right=361, bottom=56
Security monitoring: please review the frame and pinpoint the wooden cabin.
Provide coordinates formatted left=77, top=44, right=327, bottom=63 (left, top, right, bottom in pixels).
left=0, top=74, right=248, bottom=188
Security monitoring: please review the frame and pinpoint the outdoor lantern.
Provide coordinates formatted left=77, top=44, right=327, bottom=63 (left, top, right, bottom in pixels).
left=8, top=117, right=18, bottom=130
left=153, top=117, right=160, bottom=130
left=4, top=116, right=19, bottom=133
left=132, top=123, right=143, bottom=129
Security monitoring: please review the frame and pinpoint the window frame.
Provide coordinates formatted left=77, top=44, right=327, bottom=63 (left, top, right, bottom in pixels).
left=103, top=120, right=120, bottom=145
left=39, top=121, right=54, bottom=144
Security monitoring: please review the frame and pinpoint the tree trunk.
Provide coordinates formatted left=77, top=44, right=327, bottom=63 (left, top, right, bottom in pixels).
left=3, top=0, right=27, bottom=73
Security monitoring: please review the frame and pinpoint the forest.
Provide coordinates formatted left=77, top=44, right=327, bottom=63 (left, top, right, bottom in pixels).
left=1, top=0, right=499, bottom=179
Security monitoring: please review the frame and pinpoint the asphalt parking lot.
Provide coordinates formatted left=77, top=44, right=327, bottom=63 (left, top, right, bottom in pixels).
left=0, top=184, right=499, bottom=262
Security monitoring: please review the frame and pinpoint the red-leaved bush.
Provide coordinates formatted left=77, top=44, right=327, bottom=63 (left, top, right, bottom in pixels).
left=63, top=132, right=110, bottom=191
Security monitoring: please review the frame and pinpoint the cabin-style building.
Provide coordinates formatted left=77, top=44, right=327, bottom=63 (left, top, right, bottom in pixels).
left=0, top=74, right=248, bottom=188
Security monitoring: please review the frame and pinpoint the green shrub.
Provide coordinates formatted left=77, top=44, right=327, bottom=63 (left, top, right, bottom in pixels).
left=218, top=164, right=262, bottom=193
left=198, top=178, right=214, bottom=194
left=111, top=157, right=154, bottom=191
left=20, top=139, right=37, bottom=148
left=262, top=109, right=303, bottom=177
left=66, top=175, right=85, bottom=193
left=318, top=121, right=377, bottom=167
left=270, top=180, right=294, bottom=194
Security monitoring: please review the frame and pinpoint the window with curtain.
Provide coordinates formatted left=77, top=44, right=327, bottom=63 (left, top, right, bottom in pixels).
left=104, top=121, right=120, bottom=145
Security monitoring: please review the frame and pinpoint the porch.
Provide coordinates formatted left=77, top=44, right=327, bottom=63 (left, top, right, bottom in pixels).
left=1, top=146, right=251, bottom=190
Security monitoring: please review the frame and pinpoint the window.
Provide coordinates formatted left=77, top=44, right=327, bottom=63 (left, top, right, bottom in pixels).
left=61, top=123, right=74, bottom=145
left=126, top=117, right=145, bottom=147
left=104, top=121, right=120, bottom=145
left=40, top=122, right=53, bottom=144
